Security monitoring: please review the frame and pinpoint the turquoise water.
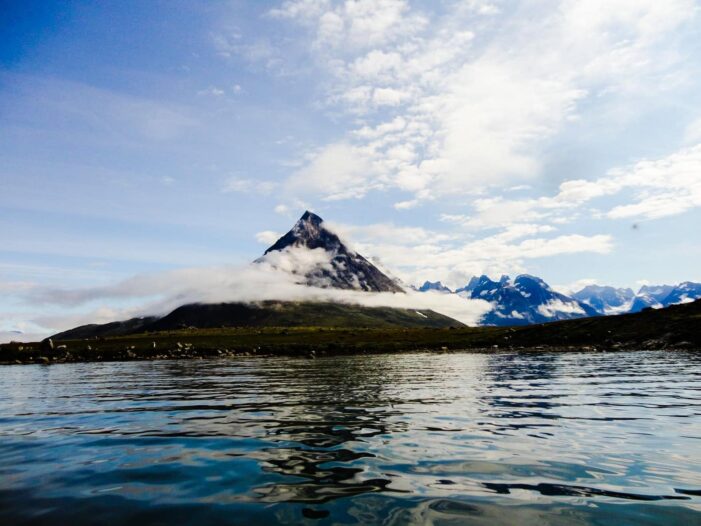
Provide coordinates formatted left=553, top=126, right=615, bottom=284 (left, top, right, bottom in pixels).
left=0, top=350, right=699, bottom=525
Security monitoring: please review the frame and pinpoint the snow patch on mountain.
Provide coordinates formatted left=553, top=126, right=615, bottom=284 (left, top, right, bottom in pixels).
left=572, top=285, right=635, bottom=315
left=537, top=299, right=586, bottom=317
left=418, top=281, right=452, bottom=293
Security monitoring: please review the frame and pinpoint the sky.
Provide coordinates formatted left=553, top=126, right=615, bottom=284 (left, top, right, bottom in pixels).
left=2, top=0, right=701, bottom=340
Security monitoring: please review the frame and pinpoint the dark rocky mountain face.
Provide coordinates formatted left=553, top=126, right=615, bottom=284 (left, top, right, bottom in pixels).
left=455, top=275, right=509, bottom=296
left=258, top=211, right=404, bottom=293
left=572, top=285, right=635, bottom=315
left=263, top=211, right=341, bottom=255
left=451, top=274, right=598, bottom=326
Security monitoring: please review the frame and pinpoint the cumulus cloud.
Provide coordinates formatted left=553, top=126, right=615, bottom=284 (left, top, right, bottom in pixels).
left=285, top=142, right=380, bottom=200
left=433, top=142, right=701, bottom=241
left=270, top=0, right=428, bottom=51
left=255, top=230, right=281, bottom=244
left=267, top=0, right=697, bottom=203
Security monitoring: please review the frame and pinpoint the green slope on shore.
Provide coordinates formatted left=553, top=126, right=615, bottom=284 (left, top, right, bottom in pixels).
left=50, top=301, right=464, bottom=340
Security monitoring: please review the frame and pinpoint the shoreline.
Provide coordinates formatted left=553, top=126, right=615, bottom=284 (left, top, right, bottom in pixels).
left=1, top=325, right=697, bottom=365
left=1, top=346, right=691, bottom=366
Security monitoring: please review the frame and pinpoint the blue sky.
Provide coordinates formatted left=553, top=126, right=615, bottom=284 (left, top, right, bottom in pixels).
left=2, top=0, right=701, bottom=338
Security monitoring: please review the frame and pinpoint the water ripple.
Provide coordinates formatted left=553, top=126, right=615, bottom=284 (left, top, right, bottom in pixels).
left=0, top=350, right=700, bottom=524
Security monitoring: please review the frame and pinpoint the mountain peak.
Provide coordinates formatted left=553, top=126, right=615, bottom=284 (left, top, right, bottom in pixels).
left=294, top=210, right=324, bottom=234
left=299, top=210, right=322, bottom=223
left=264, top=210, right=338, bottom=255
left=259, top=211, right=404, bottom=293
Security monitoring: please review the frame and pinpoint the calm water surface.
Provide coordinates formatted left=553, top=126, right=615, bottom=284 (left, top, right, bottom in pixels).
left=0, top=350, right=700, bottom=525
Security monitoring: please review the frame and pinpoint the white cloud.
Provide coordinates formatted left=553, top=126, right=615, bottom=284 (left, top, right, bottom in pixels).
left=286, top=142, right=379, bottom=200
left=537, top=298, right=585, bottom=317
left=567, top=143, right=701, bottom=220
left=212, top=30, right=285, bottom=72
left=268, top=0, right=696, bottom=203
left=311, top=220, right=614, bottom=290
left=274, top=204, right=290, bottom=214
left=393, top=199, right=419, bottom=210
left=328, top=221, right=454, bottom=245
left=441, top=142, right=701, bottom=231
left=271, top=0, right=428, bottom=51
left=197, top=86, right=225, bottom=97
left=255, top=231, right=281, bottom=245
left=223, top=176, right=277, bottom=194
left=552, top=278, right=600, bottom=295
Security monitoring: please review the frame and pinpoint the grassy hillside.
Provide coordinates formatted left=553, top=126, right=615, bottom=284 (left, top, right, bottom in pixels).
left=146, top=301, right=463, bottom=331
left=2, top=299, right=699, bottom=364
left=50, top=301, right=463, bottom=340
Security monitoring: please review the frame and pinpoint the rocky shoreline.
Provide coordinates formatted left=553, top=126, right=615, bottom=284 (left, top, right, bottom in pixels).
left=1, top=337, right=696, bottom=366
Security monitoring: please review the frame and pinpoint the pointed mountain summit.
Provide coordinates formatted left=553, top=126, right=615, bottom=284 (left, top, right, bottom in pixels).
left=264, top=211, right=340, bottom=254
left=259, top=211, right=404, bottom=293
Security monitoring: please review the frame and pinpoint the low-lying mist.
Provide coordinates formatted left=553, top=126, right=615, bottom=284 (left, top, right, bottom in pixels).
left=13, top=248, right=492, bottom=341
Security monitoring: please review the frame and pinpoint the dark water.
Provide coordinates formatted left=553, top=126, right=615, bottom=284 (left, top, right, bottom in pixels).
left=0, top=351, right=700, bottom=525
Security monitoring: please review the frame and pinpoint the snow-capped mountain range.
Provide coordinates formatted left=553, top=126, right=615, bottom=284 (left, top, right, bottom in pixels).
left=417, top=277, right=701, bottom=326
left=418, top=275, right=598, bottom=326
left=628, top=282, right=701, bottom=312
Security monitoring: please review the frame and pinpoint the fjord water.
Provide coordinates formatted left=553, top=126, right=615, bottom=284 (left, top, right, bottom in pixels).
left=0, top=351, right=699, bottom=525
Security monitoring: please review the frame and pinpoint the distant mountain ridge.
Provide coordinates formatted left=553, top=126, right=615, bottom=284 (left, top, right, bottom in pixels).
left=572, top=285, right=635, bottom=315
left=466, top=274, right=598, bottom=326
left=418, top=274, right=597, bottom=326
left=417, top=274, right=701, bottom=325
left=570, top=282, right=701, bottom=314
left=627, top=282, right=701, bottom=312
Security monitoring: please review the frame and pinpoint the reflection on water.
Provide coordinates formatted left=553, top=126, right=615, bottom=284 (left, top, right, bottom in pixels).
left=0, top=350, right=700, bottom=525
